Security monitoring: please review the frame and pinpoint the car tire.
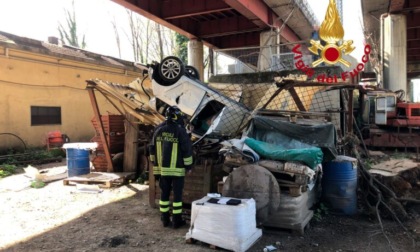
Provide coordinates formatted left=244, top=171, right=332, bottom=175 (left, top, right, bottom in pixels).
left=185, top=65, right=200, bottom=80
left=158, top=56, right=185, bottom=85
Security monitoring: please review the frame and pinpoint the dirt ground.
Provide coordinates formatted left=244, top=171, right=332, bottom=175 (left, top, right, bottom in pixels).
left=1, top=160, right=419, bottom=252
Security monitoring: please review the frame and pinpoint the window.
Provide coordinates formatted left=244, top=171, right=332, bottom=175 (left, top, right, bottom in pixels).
left=31, top=106, right=61, bottom=126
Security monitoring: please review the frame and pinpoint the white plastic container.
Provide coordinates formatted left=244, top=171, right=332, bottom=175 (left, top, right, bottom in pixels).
left=186, top=196, right=262, bottom=252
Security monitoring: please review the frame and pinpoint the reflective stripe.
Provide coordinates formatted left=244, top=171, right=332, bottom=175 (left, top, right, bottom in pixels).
left=173, top=201, right=183, bottom=214
left=160, top=200, right=170, bottom=213
left=153, top=166, right=161, bottom=175
left=160, top=206, right=170, bottom=212
left=160, top=200, right=170, bottom=206
left=160, top=167, right=185, bottom=176
left=183, top=156, right=193, bottom=166
left=172, top=208, right=182, bottom=214
left=156, top=141, right=162, bottom=169
left=170, top=142, right=178, bottom=168
left=173, top=202, right=182, bottom=207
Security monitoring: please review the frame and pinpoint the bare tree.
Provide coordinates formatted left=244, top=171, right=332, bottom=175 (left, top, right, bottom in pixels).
left=126, top=9, right=143, bottom=62
left=58, top=0, right=86, bottom=49
left=122, top=10, right=177, bottom=63
left=156, top=22, right=164, bottom=61
left=110, top=16, right=121, bottom=58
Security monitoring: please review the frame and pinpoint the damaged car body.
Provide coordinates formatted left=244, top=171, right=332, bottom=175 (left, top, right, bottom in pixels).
left=148, top=56, right=250, bottom=140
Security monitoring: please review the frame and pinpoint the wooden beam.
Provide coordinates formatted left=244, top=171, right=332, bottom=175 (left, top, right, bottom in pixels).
left=123, top=113, right=139, bottom=173
left=87, top=88, right=114, bottom=172
left=149, top=157, right=157, bottom=208
left=289, top=87, right=307, bottom=112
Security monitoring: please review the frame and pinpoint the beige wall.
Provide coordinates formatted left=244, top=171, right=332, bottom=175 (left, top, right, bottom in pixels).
left=0, top=46, right=143, bottom=150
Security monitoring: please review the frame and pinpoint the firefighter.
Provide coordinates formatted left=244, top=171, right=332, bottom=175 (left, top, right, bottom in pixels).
left=149, top=106, right=193, bottom=228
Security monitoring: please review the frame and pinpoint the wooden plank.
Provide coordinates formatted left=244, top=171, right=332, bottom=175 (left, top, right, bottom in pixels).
left=289, top=87, right=307, bottom=112
left=264, top=210, right=313, bottom=235
left=149, top=158, right=157, bottom=208
left=202, top=159, right=212, bottom=195
left=87, top=88, right=113, bottom=172
left=63, top=172, right=133, bottom=188
left=123, top=113, right=138, bottom=172
left=370, top=158, right=419, bottom=176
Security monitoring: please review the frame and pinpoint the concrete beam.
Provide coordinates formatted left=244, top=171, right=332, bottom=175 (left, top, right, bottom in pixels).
left=408, top=40, right=420, bottom=48
left=112, top=0, right=197, bottom=39
left=188, top=39, right=204, bottom=81
left=408, top=0, right=420, bottom=8
left=206, top=32, right=260, bottom=48
left=407, top=13, right=420, bottom=29
left=389, top=0, right=405, bottom=13
left=408, top=62, right=420, bottom=73
left=198, top=16, right=262, bottom=38
left=407, top=29, right=420, bottom=41
left=160, top=0, right=232, bottom=20
left=223, top=0, right=300, bottom=42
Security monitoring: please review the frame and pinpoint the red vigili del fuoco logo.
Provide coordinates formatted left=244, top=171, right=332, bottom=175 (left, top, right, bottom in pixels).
left=292, top=0, right=371, bottom=83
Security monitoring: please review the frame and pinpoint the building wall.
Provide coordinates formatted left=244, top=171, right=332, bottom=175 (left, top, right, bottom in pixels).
left=0, top=45, right=144, bottom=150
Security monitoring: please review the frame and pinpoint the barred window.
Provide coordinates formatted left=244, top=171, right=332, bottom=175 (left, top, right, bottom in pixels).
left=31, top=106, right=61, bottom=126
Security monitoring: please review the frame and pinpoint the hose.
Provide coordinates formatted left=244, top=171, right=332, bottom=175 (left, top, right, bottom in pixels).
left=140, top=75, right=151, bottom=100
left=0, top=133, right=27, bottom=150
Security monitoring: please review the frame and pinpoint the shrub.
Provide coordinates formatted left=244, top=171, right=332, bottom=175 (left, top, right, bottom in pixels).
left=0, top=164, right=17, bottom=178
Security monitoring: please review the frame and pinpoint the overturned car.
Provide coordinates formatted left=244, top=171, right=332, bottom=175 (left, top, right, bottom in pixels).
left=148, top=56, right=250, bottom=139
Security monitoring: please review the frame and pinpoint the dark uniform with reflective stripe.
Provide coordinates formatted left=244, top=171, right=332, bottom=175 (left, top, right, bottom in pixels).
left=150, top=118, right=193, bottom=228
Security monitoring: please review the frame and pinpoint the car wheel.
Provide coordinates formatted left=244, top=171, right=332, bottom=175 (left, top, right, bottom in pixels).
left=158, top=56, right=185, bottom=85
left=185, top=65, right=200, bottom=80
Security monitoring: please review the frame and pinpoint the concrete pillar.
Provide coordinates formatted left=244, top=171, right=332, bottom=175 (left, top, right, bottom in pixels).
left=259, top=30, right=279, bottom=71
left=382, top=14, right=407, bottom=92
left=187, top=39, right=204, bottom=81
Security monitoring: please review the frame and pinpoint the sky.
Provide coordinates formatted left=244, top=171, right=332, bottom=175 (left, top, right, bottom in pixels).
left=0, top=0, right=132, bottom=60
left=0, top=0, right=365, bottom=63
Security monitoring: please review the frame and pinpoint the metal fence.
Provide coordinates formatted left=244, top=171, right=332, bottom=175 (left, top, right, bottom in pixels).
left=208, top=81, right=342, bottom=133
left=211, top=41, right=344, bottom=134
left=213, top=41, right=313, bottom=75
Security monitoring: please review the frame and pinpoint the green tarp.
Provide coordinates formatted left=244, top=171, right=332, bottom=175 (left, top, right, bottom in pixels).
left=245, top=138, right=323, bottom=169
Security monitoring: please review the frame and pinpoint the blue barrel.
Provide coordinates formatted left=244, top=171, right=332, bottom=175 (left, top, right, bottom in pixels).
left=66, top=148, right=90, bottom=177
left=322, top=156, right=358, bottom=215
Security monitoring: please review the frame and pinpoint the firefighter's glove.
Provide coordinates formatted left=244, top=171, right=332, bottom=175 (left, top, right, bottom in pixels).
left=185, top=165, right=192, bottom=172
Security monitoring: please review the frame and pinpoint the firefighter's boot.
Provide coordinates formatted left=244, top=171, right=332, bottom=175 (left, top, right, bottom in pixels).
left=161, top=212, right=171, bottom=227
left=172, top=214, right=186, bottom=229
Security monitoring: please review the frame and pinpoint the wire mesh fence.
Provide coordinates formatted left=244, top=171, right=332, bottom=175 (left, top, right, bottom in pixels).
left=214, top=42, right=313, bottom=75
left=211, top=41, right=344, bottom=135
left=208, top=81, right=342, bottom=135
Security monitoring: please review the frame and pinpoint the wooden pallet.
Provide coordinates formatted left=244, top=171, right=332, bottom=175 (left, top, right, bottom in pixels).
left=63, top=172, right=134, bottom=188
left=278, top=181, right=307, bottom=197
left=263, top=210, right=313, bottom=235
left=186, top=238, right=219, bottom=250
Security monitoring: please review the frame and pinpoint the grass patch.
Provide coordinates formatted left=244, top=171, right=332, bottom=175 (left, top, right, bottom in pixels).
left=0, top=164, right=17, bottom=178
left=390, top=150, right=411, bottom=159
left=313, top=203, right=329, bottom=222
left=0, top=148, right=65, bottom=166
left=31, top=180, right=46, bottom=189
